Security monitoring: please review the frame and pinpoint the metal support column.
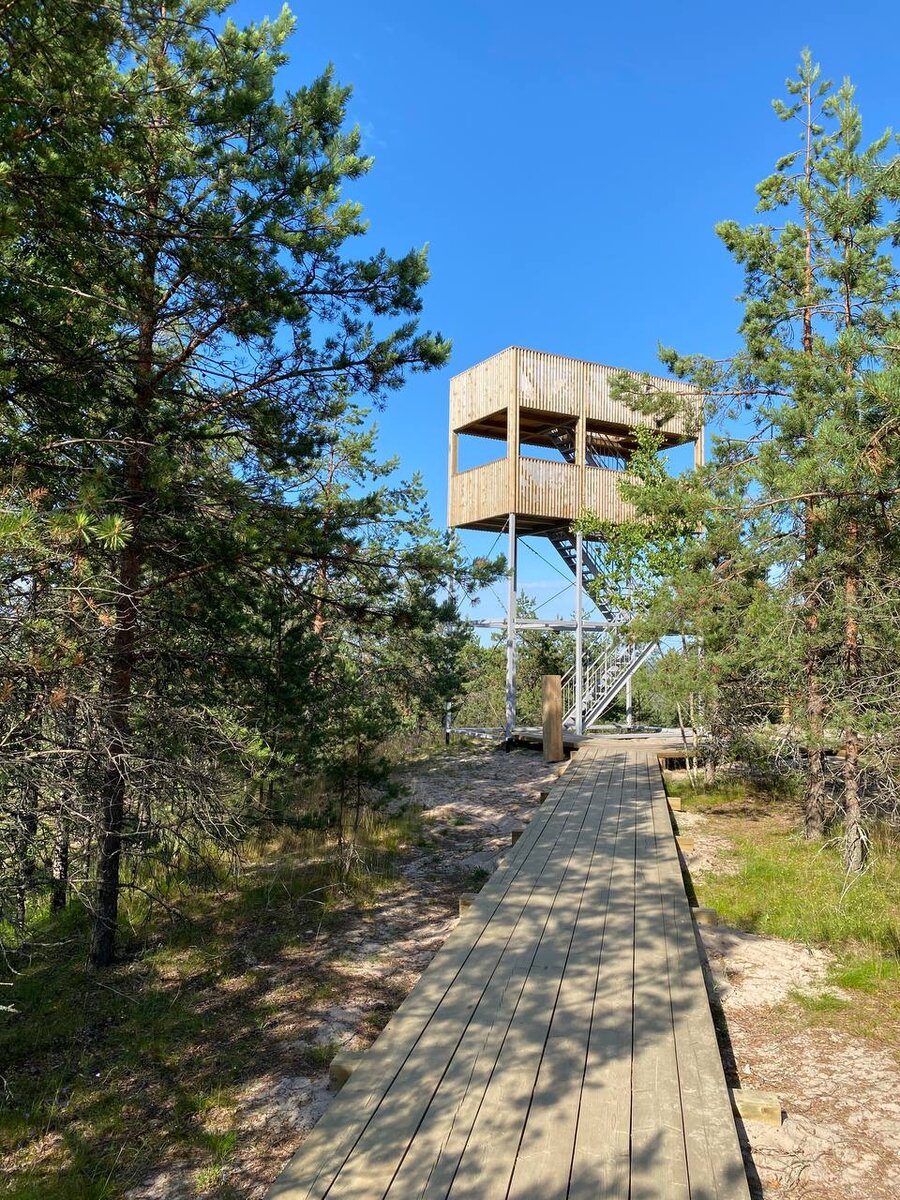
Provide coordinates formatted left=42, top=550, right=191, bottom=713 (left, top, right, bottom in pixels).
left=504, top=514, right=517, bottom=747
left=575, top=530, right=584, bottom=736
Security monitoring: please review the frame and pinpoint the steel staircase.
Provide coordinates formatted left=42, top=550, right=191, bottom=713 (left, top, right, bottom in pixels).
left=546, top=531, right=620, bottom=624
left=523, top=424, right=654, bottom=729
left=543, top=488, right=653, bottom=728
left=560, top=637, right=657, bottom=729
left=544, top=424, right=629, bottom=471
left=550, top=525, right=655, bottom=727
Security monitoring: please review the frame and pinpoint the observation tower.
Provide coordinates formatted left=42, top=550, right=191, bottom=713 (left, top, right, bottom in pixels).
left=448, top=346, right=702, bottom=738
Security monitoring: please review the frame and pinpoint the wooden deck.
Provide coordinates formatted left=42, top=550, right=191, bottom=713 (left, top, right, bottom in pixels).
left=267, top=744, right=751, bottom=1199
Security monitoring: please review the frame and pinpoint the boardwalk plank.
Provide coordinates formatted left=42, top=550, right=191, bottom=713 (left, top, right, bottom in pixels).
left=567, top=755, right=638, bottom=1200
left=380, top=758, right=619, bottom=1200
left=629, top=756, right=690, bottom=1200
left=505, top=753, right=627, bottom=1200
left=444, top=755, right=619, bottom=1198
left=268, top=766, right=590, bottom=1199
left=645, top=759, right=751, bottom=1200
left=265, top=744, right=750, bottom=1200
left=331, top=757, right=611, bottom=1197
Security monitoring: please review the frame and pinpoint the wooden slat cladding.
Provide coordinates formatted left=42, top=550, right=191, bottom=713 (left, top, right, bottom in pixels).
left=448, top=459, right=508, bottom=528
left=448, top=346, right=698, bottom=531
left=516, top=348, right=582, bottom=419
left=583, top=464, right=635, bottom=523
left=450, top=346, right=700, bottom=441
left=517, top=459, right=577, bottom=520
left=449, top=347, right=515, bottom=430
left=516, top=347, right=697, bottom=438
left=449, top=459, right=634, bottom=529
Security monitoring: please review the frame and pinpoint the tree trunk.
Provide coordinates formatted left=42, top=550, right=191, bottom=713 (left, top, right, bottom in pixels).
left=804, top=509, right=826, bottom=838
left=16, top=578, right=42, bottom=933
left=51, top=697, right=78, bottom=912
left=89, top=562, right=138, bottom=967
left=50, top=807, right=70, bottom=912
left=843, top=518, right=865, bottom=871
left=805, top=670, right=826, bottom=837
left=88, top=203, right=156, bottom=966
left=675, top=702, right=698, bottom=788
left=704, top=753, right=717, bottom=787
left=89, top=399, right=147, bottom=967
left=14, top=782, right=39, bottom=934
left=799, top=91, right=827, bottom=839
left=843, top=728, right=865, bottom=871
left=312, top=559, right=327, bottom=636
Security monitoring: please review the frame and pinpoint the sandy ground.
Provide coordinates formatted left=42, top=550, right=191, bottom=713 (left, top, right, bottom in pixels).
left=680, top=810, right=900, bottom=1200
left=127, top=742, right=900, bottom=1199
left=125, top=742, right=560, bottom=1200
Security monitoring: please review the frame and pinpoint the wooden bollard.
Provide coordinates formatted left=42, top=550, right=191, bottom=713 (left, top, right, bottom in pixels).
left=510, top=827, right=524, bottom=845
left=730, top=1087, right=783, bottom=1127
left=542, top=674, right=564, bottom=764
left=329, top=1049, right=366, bottom=1091
left=458, top=892, right=477, bottom=916
left=692, top=907, right=719, bottom=928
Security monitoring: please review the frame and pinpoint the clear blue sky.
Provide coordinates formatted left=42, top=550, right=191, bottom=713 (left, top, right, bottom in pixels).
left=235, top=0, right=899, bottom=616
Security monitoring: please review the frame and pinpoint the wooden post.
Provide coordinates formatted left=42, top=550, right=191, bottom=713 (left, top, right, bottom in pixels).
left=542, top=674, right=564, bottom=763
left=625, top=675, right=633, bottom=729
left=694, top=410, right=705, bottom=469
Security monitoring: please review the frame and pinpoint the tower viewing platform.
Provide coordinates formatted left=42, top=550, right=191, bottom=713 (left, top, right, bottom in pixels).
left=447, top=347, right=704, bottom=736
left=448, top=346, right=701, bottom=534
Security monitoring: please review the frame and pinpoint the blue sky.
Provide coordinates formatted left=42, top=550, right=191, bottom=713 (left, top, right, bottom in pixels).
left=235, top=0, right=899, bottom=617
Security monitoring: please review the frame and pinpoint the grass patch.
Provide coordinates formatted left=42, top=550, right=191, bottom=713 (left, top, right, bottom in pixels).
left=793, top=989, right=851, bottom=1014
left=665, top=775, right=784, bottom=816
left=669, top=772, right=900, bottom=1052
left=304, top=1040, right=341, bottom=1069
left=0, top=803, right=425, bottom=1198
left=699, top=829, right=900, bottom=955
left=462, top=866, right=491, bottom=891
left=832, top=955, right=900, bottom=992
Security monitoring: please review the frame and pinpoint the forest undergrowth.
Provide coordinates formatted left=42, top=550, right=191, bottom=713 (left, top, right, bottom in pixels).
left=667, top=774, right=900, bottom=1054
left=0, top=791, right=430, bottom=1199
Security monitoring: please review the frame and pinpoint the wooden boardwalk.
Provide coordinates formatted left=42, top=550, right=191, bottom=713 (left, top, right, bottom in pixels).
left=267, top=744, right=751, bottom=1199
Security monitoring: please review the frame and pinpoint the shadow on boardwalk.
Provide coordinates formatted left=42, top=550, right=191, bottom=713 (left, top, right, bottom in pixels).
left=266, top=745, right=756, bottom=1199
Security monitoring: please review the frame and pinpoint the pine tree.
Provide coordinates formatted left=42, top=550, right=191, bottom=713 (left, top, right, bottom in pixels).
left=1, top=1, right=456, bottom=964
left=613, top=52, right=900, bottom=868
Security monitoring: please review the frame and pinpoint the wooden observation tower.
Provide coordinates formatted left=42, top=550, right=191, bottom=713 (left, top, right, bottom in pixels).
left=448, top=346, right=702, bottom=737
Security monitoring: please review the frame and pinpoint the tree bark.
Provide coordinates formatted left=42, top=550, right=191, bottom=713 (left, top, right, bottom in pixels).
left=15, top=576, right=43, bottom=933
left=704, top=752, right=717, bottom=787
left=14, top=782, right=38, bottom=935
left=804, top=509, right=826, bottom=838
left=843, top=517, right=865, bottom=871
left=51, top=697, right=78, bottom=912
left=88, top=237, right=153, bottom=966
left=50, top=807, right=70, bottom=912
left=88, top=540, right=140, bottom=967
left=798, top=79, right=827, bottom=839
